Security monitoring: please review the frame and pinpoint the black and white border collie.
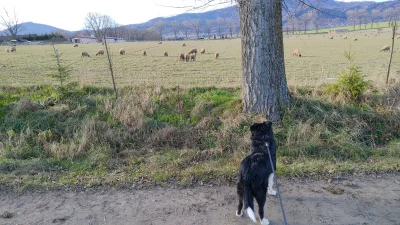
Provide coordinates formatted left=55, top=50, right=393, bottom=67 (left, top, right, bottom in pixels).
left=236, top=121, right=277, bottom=225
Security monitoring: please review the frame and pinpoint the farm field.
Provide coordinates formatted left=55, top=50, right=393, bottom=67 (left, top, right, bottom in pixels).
left=1, top=28, right=398, bottom=88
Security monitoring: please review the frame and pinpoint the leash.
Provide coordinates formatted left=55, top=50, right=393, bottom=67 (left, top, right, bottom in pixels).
left=266, top=143, right=288, bottom=225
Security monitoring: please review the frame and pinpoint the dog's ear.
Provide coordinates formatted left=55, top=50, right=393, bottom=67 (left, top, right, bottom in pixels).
left=250, top=123, right=259, bottom=132
left=264, top=121, right=272, bottom=128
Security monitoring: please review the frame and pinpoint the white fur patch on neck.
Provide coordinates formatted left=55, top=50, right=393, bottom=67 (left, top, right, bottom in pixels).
left=247, top=207, right=257, bottom=222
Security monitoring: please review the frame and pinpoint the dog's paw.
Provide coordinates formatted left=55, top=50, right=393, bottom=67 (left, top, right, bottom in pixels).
left=236, top=210, right=243, bottom=217
left=260, top=218, right=270, bottom=225
left=268, top=188, right=277, bottom=196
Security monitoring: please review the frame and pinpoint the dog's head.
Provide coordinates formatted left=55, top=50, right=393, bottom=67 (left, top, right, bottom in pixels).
left=250, top=121, right=274, bottom=143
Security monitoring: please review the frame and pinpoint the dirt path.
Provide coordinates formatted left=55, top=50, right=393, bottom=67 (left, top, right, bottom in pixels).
left=1, top=174, right=399, bottom=225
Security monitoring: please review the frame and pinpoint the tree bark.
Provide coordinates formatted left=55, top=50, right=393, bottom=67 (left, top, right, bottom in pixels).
left=238, top=0, right=290, bottom=122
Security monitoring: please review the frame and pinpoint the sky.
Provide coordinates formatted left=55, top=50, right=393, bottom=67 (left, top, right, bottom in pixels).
left=1, top=0, right=233, bottom=31
left=1, top=0, right=392, bottom=31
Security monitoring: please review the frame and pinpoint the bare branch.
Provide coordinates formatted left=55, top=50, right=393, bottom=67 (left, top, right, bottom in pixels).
left=0, top=7, right=23, bottom=38
left=154, top=0, right=232, bottom=12
left=84, top=12, right=114, bottom=38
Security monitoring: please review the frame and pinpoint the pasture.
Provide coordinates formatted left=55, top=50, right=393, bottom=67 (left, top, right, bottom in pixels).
left=1, top=27, right=398, bottom=88
left=0, top=27, right=399, bottom=192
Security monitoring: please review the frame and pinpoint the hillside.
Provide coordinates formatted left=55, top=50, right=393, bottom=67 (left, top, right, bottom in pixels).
left=125, top=0, right=399, bottom=36
left=0, top=22, right=69, bottom=36
left=1, top=0, right=399, bottom=36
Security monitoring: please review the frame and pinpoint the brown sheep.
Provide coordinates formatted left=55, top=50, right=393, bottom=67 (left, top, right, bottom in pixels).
left=215, top=52, right=219, bottom=59
left=329, top=36, right=333, bottom=39
left=81, top=52, right=90, bottom=57
left=185, top=54, right=190, bottom=62
left=179, top=53, right=185, bottom=61
left=182, top=43, right=186, bottom=47
left=96, top=49, right=105, bottom=56
left=380, top=45, right=390, bottom=52
left=120, top=48, right=125, bottom=55
left=5, top=48, right=9, bottom=53
left=188, top=48, right=197, bottom=54
left=292, top=49, right=301, bottom=57
left=354, top=38, right=358, bottom=41
left=200, top=48, right=205, bottom=54
left=190, top=54, right=196, bottom=61
left=141, top=50, right=147, bottom=56
left=10, top=46, right=16, bottom=52
left=159, top=42, right=162, bottom=44
left=102, top=43, right=105, bottom=45
left=74, top=44, right=78, bottom=47
left=163, top=51, right=168, bottom=57
left=343, top=36, right=347, bottom=39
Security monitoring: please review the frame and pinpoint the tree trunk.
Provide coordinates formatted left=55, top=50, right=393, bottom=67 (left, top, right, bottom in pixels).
left=238, top=0, right=290, bottom=122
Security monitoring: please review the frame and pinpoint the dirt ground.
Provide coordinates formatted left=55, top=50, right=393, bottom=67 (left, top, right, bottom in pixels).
left=1, top=174, right=399, bottom=225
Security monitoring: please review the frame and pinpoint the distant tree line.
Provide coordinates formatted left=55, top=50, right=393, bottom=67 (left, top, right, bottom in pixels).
left=26, top=33, right=66, bottom=41
left=80, top=6, right=400, bottom=42
left=283, top=6, right=400, bottom=34
left=82, top=12, right=240, bottom=41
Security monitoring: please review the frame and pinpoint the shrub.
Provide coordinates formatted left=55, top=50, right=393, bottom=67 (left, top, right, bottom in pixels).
left=325, top=50, right=369, bottom=101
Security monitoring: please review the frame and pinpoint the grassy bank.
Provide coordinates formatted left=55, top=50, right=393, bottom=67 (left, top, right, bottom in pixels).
left=0, top=84, right=399, bottom=191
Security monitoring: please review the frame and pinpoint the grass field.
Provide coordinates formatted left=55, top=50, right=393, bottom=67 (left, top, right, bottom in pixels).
left=301, top=21, right=400, bottom=34
left=1, top=27, right=399, bottom=88
left=1, top=28, right=399, bottom=191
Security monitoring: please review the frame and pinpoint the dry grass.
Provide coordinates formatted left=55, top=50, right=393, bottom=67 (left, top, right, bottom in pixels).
left=1, top=28, right=399, bottom=88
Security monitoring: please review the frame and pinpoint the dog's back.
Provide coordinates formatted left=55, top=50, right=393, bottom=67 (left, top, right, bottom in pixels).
left=236, top=121, right=274, bottom=225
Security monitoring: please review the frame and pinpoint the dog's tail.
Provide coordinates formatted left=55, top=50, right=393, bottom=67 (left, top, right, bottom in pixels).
left=244, top=184, right=257, bottom=222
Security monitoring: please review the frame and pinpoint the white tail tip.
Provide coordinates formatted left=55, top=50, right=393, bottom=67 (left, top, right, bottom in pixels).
left=247, top=207, right=257, bottom=222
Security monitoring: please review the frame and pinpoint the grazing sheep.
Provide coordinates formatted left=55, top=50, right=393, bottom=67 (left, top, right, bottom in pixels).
left=185, top=54, right=190, bottom=62
left=182, top=43, right=186, bottom=47
left=200, top=48, right=205, bottom=54
left=179, top=53, right=185, bottom=61
left=354, top=38, right=358, bottom=41
left=10, top=46, right=16, bottom=52
left=142, top=50, right=147, bottom=56
left=329, top=36, right=333, bottom=39
left=159, top=42, right=162, bottom=44
left=81, top=52, right=90, bottom=57
left=5, top=48, right=9, bottom=53
left=380, top=45, right=390, bottom=52
left=74, top=44, right=78, bottom=47
left=188, top=48, right=197, bottom=54
left=215, top=52, right=219, bottom=59
left=190, top=54, right=196, bottom=61
left=163, top=51, right=168, bottom=57
left=292, top=49, right=301, bottom=57
left=120, top=48, right=125, bottom=55
left=96, top=49, right=104, bottom=56
left=343, top=36, right=347, bottom=39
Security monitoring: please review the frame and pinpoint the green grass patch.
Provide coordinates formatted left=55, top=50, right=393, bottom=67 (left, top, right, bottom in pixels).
left=0, top=84, right=399, bottom=191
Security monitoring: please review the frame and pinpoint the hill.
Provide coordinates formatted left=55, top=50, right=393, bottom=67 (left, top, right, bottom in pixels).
left=0, top=22, right=69, bottom=36
left=127, top=0, right=399, bottom=32
left=1, top=0, right=399, bottom=36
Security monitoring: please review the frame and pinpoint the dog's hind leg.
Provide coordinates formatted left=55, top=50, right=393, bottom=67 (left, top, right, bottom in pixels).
left=255, top=189, right=269, bottom=225
left=267, top=173, right=277, bottom=196
left=236, top=180, right=244, bottom=217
